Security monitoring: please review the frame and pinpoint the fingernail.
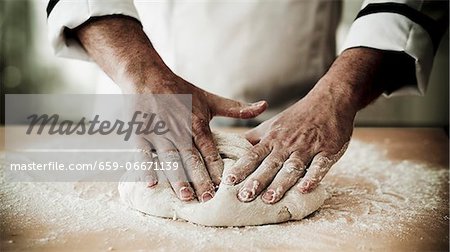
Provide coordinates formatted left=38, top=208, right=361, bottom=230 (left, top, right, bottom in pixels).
left=238, top=180, right=260, bottom=202
left=262, top=189, right=275, bottom=203
left=238, top=188, right=253, bottom=202
left=298, top=180, right=310, bottom=194
left=201, top=191, right=214, bottom=203
left=144, top=175, right=158, bottom=188
left=147, top=180, right=158, bottom=188
left=224, top=174, right=237, bottom=185
left=179, top=187, right=194, bottom=201
left=252, top=101, right=265, bottom=106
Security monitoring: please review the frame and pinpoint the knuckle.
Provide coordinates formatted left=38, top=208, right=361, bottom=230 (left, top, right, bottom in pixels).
left=192, top=128, right=212, bottom=146
left=185, top=152, right=201, bottom=163
left=183, top=153, right=204, bottom=168
left=197, top=180, right=215, bottom=192
left=267, top=130, right=280, bottom=140
left=193, top=127, right=208, bottom=139
left=190, top=170, right=209, bottom=186
left=308, top=179, right=320, bottom=189
left=306, top=163, right=330, bottom=182
left=192, top=118, right=209, bottom=133
left=194, top=137, right=209, bottom=150
left=284, top=159, right=306, bottom=173
left=312, top=155, right=334, bottom=169
left=159, top=150, right=179, bottom=161
left=261, top=156, right=284, bottom=170
left=246, top=144, right=270, bottom=160
left=324, top=142, right=342, bottom=153
left=195, top=138, right=215, bottom=152
left=246, top=149, right=261, bottom=161
left=287, top=155, right=304, bottom=165
left=203, top=153, right=221, bottom=164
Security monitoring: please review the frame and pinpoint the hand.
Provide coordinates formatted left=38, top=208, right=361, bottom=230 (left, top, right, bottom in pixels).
left=223, top=81, right=355, bottom=203
left=223, top=47, right=390, bottom=204
left=130, top=71, right=267, bottom=203
left=74, top=15, right=268, bottom=202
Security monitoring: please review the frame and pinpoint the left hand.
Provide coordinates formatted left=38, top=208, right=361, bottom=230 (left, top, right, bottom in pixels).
left=223, top=79, right=355, bottom=204
left=223, top=47, right=389, bottom=204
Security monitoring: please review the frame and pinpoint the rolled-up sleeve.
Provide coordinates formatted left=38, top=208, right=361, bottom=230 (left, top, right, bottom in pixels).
left=47, top=0, right=140, bottom=61
left=341, top=0, right=448, bottom=96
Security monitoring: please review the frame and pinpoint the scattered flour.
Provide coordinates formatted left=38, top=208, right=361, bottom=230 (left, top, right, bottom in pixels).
left=1, top=139, right=448, bottom=250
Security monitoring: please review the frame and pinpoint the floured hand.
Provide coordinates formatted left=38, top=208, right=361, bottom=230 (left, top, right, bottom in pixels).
left=223, top=82, right=354, bottom=203
left=75, top=15, right=268, bottom=203
left=223, top=47, right=391, bottom=204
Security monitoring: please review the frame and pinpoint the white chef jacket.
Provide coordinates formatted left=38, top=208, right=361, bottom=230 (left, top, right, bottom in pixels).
left=46, top=0, right=447, bottom=118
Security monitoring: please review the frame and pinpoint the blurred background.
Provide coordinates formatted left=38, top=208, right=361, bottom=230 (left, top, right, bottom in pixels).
left=1, top=0, right=448, bottom=127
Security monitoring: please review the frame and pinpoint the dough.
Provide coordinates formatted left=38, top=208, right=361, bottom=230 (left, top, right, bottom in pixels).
left=118, top=132, right=328, bottom=226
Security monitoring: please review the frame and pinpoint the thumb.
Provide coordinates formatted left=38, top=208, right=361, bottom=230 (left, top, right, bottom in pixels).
left=244, top=127, right=262, bottom=145
left=244, top=118, right=272, bottom=145
left=210, top=95, right=268, bottom=119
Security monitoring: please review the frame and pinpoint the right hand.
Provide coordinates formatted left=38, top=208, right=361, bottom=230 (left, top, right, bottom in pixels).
left=74, top=15, right=267, bottom=202
left=129, top=70, right=267, bottom=203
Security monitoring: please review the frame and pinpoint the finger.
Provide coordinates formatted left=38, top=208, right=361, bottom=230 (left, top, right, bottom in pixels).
left=261, top=151, right=310, bottom=204
left=134, top=138, right=158, bottom=187
left=297, top=142, right=349, bottom=193
left=210, top=95, right=268, bottom=119
left=244, top=116, right=275, bottom=145
left=155, top=140, right=195, bottom=201
left=236, top=149, right=288, bottom=202
left=244, top=126, right=263, bottom=145
left=222, top=142, right=271, bottom=185
left=244, top=131, right=260, bottom=145
left=192, top=123, right=224, bottom=186
left=160, top=150, right=194, bottom=201
left=179, top=148, right=216, bottom=203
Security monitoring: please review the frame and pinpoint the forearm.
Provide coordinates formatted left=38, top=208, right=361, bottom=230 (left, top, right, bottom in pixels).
left=309, top=47, right=407, bottom=114
left=323, top=48, right=385, bottom=111
left=74, top=15, right=170, bottom=88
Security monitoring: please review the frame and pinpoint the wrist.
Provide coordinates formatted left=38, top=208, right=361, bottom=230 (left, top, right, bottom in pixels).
left=305, top=79, right=358, bottom=119
left=311, top=48, right=387, bottom=112
left=74, top=15, right=174, bottom=92
left=120, top=68, right=177, bottom=94
left=120, top=63, right=172, bottom=88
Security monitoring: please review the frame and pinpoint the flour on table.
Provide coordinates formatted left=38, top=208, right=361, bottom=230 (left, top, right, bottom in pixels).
left=2, top=132, right=448, bottom=250
left=118, top=132, right=328, bottom=226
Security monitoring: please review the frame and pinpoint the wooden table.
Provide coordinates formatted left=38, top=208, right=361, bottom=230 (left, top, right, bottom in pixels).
left=0, top=127, right=448, bottom=251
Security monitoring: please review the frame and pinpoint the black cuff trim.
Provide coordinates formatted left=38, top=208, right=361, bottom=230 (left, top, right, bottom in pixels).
left=46, top=0, right=60, bottom=18
left=355, top=3, right=445, bottom=52
left=380, top=50, right=417, bottom=95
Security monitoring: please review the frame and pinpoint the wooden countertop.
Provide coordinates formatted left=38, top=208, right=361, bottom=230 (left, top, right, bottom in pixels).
left=1, top=127, right=448, bottom=166
left=222, top=127, right=449, bottom=168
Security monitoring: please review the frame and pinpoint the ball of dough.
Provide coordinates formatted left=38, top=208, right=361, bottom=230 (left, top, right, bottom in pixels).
left=118, top=132, right=328, bottom=226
